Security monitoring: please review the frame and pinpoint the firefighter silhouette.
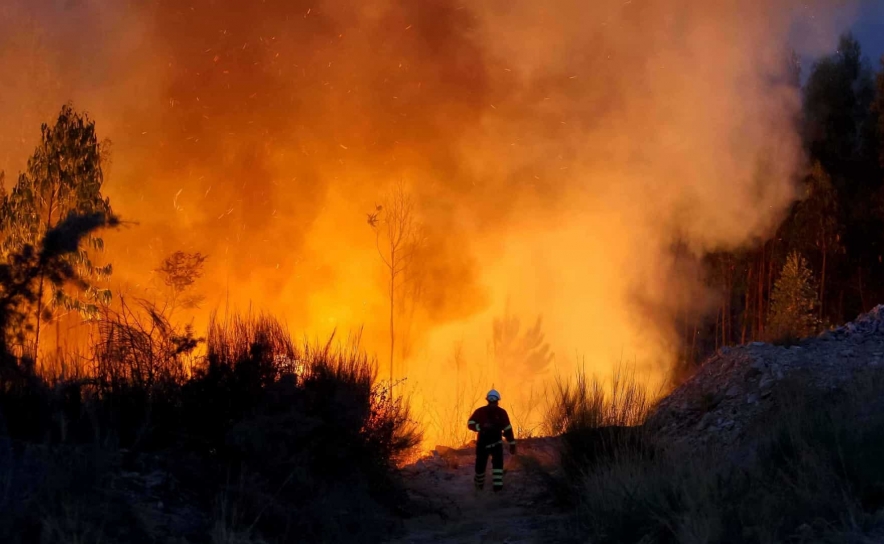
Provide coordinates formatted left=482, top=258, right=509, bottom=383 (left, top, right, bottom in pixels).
left=467, top=389, right=517, bottom=492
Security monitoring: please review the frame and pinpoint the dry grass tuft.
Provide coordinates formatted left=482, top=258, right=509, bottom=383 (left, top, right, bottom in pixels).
left=551, top=366, right=884, bottom=543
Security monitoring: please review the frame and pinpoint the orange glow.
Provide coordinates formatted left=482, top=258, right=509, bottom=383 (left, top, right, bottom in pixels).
left=0, top=0, right=856, bottom=445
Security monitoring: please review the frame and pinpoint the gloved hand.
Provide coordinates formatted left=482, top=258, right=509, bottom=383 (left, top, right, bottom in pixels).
left=509, top=444, right=517, bottom=455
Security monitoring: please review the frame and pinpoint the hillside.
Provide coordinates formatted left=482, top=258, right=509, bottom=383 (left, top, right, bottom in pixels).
left=648, top=305, right=884, bottom=453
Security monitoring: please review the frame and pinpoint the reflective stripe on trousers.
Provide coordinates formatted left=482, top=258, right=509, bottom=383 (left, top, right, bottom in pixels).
left=475, top=441, right=504, bottom=490
left=492, top=468, right=504, bottom=488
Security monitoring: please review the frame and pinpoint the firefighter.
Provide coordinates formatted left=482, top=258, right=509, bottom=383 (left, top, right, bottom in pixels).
left=467, top=389, right=516, bottom=492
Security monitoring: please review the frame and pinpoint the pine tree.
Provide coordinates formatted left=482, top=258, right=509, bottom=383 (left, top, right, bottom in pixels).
left=491, top=301, right=554, bottom=392
left=768, top=252, right=821, bottom=341
left=0, top=104, right=113, bottom=357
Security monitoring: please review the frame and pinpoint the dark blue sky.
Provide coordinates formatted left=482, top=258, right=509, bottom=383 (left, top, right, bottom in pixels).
left=790, top=0, right=883, bottom=81
left=851, top=0, right=884, bottom=64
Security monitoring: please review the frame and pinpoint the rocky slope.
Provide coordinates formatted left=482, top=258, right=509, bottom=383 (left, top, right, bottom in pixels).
left=647, top=305, right=884, bottom=451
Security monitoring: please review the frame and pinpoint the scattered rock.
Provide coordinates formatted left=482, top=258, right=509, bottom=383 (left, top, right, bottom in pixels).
left=648, top=305, right=884, bottom=451
left=696, top=413, right=713, bottom=431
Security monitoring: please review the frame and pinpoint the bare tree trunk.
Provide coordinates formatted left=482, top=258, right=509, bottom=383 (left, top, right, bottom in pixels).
left=757, top=249, right=764, bottom=340
left=724, top=256, right=733, bottom=346
left=742, top=260, right=752, bottom=344
left=819, top=243, right=827, bottom=321
left=55, top=319, right=61, bottom=375
left=765, top=242, right=775, bottom=340
left=34, top=193, right=56, bottom=370
left=858, top=266, right=867, bottom=312
left=714, top=306, right=720, bottom=351
left=839, top=289, right=844, bottom=322
left=753, top=254, right=760, bottom=340
left=34, top=277, right=45, bottom=367
left=683, top=307, right=691, bottom=365
left=389, top=249, right=395, bottom=395
left=722, top=268, right=727, bottom=347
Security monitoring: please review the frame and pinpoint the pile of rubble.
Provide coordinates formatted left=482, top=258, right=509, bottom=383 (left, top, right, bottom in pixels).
left=647, top=305, right=884, bottom=450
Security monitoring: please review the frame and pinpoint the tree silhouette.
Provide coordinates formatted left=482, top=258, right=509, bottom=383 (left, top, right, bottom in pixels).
left=491, top=301, right=554, bottom=391
left=155, top=251, right=208, bottom=315
left=0, top=105, right=113, bottom=360
left=0, top=212, right=118, bottom=361
left=367, top=183, right=423, bottom=390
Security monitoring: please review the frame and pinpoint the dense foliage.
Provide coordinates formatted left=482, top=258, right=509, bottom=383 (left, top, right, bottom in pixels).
left=678, top=35, right=884, bottom=375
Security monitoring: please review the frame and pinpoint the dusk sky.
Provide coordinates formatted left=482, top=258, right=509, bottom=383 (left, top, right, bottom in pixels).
left=851, top=0, right=884, bottom=62
left=789, top=0, right=883, bottom=75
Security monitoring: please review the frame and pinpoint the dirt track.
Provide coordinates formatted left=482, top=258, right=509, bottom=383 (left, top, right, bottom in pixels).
left=388, top=438, right=576, bottom=544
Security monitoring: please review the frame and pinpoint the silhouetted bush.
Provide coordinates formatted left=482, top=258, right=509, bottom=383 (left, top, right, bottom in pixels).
left=0, top=229, right=421, bottom=543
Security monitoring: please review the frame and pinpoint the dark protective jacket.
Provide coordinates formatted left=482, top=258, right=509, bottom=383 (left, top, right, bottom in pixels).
left=467, top=404, right=516, bottom=448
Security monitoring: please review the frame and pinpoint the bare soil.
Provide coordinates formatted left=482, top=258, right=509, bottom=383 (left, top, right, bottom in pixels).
left=389, top=438, right=577, bottom=544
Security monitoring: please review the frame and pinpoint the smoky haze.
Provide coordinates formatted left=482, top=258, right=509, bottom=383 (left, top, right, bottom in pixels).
left=0, top=0, right=856, bottom=438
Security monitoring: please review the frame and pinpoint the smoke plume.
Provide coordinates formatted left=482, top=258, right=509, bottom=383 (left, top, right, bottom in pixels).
left=0, top=0, right=856, bottom=438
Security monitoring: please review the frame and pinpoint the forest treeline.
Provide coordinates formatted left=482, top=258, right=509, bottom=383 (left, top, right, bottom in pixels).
left=679, top=34, right=884, bottom=374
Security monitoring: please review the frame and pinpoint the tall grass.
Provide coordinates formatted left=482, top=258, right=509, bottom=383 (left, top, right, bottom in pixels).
left=544, top=362, right=653, bottom=434
left=554, top=366, right=884, bottom=543
left=543, top=363, right=656, bottom=503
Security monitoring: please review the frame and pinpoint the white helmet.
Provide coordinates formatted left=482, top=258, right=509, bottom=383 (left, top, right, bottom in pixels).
left=486, top=389, right=501, bottom=402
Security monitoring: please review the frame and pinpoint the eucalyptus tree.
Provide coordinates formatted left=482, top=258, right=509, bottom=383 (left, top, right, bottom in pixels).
left=0, top=104, right=113, bottom=359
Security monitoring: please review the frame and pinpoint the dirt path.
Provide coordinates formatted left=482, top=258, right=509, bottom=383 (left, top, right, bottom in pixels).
left=388, top=438, right=576, bottom=544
